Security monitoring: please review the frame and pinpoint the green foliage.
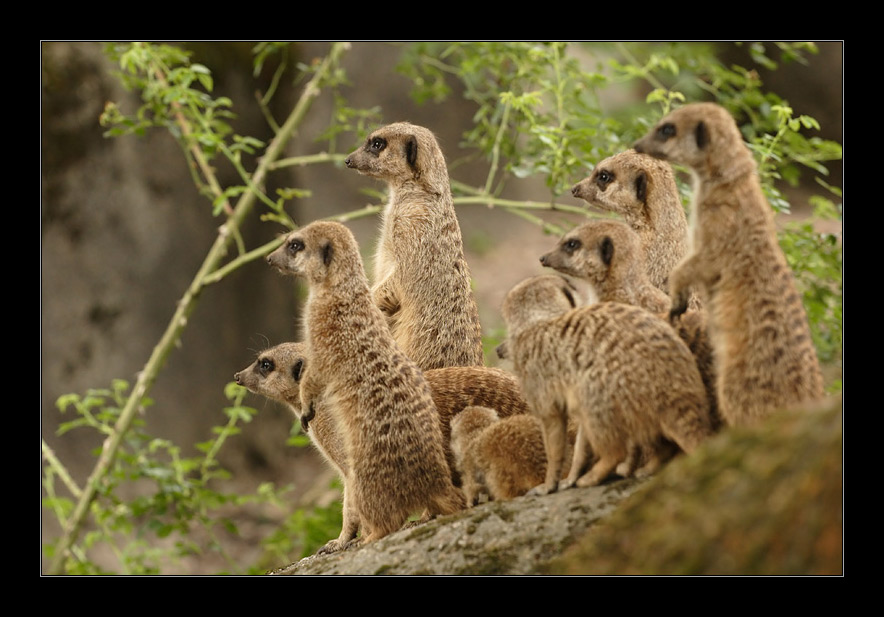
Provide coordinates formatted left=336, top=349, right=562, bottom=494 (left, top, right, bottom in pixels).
left=44, top=42, right=842, bottom=575
left=44, top=380, right=292, bottom=575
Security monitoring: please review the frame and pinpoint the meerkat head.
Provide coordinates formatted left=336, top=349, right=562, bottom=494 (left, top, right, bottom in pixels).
left=501, top=274, right=581, bottom=337
left=450, top=405, right=499, bottom=457
left=570, top=149, right=675, bottom=220
left=540, top=220, right=643, bottom=293
left=234, top=341, right=309, bottom=420
left=344, top=122, right=448, bottom=194
left=633, top=103, right=748, bottom=179
left=267, top=221, right=364, bottom=288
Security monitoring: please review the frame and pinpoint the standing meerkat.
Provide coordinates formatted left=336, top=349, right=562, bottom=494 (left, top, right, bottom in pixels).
left=633, top=102, right=824, bottom=426
left=571, top=149, right=690, bottom=294
left=539, top=220, right=720, bottom=428
left=345, top=122, right=484, bottom=370
left=450, top=406, right=576, bottom=505
left=502, top=275, right=714, bottom=494
left=267, top=220, right=465, bottom=547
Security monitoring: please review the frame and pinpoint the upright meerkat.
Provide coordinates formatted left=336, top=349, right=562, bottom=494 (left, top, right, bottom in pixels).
left=633, top=102, right=824, bottom=426
left=345, top=122, right=484, bottom=370
left=450, top=406, right=576, bottom=505
left=267, top=220, right=465, bottom=547
left=571, top=149, right=689, bottom=293
left=502, top=275, right=714, bottom=494
left=539, top=220, right=720, bottom=428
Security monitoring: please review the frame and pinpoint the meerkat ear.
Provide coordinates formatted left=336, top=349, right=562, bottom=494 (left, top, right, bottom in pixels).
left=561, top=285, right=577, bottom=308
left=292, top=358, right=304, bottom=382
left=600, top=236, right=615, bottom=267
left=321, top=241, right=334, bottom=267
left=695, top=120, right=709, bottom=150
left=634, top=170, right=648, bottom=204
left=405, top=135, right=419, bottom=170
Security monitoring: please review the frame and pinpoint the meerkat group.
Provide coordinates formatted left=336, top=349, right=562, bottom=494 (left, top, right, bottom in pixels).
left=232, top=108, right=826, bottom=553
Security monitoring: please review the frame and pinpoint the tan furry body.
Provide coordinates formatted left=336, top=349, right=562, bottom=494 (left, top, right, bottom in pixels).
left=267, top=221, right=464, bottom=548
left=634, top=102, right=824, bottom=426
left=236, top=342, right=529, bottom=552
left=346, top=122, right=483, bottom=370
left=540, top=220, right=720, bottom=429
left=450, top=406, right=575, bottom=505
left=502, top=275, right=714, bottom=494
left=571, top=149, right=689, bottom=293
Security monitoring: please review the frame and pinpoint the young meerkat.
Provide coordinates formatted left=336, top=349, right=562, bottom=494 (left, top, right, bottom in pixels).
left=633, top=102, right=824, bottom=426
left=450, top=406, right=576, bottom=505
left=345, top=122, right=484, bottom=370
left=267, top=220, right=465, bottom=547
left=539, top=220, right=720, bottom=429
left=502, top=275, right=714, bottom=495
left=570, top=149, right=690, bottom=294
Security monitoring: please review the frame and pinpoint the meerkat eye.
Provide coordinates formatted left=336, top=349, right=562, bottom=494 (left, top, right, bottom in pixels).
left=287, top=238, right=305, bottom=254
left=563, top=238, right=582, bottom=253
left=292, top=359, right=304, bottom=382
left=370, top=137, right=386, bottom=153
left=258, top=358, right=275, bottom=375
left=656, top=123, right=676, bottom=140
left=595, top=169, right=614, bottom=190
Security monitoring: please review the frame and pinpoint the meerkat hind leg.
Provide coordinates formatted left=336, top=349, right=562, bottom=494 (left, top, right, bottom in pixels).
left=558, top=425, right=593, bottom=491
left=574, top=455, right=621, bottom=488
left=527, top=409, right=568, bottom=496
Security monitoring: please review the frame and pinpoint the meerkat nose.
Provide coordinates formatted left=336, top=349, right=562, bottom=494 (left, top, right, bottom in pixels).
left=570, top=184, right=580, bottom=197
left=540, top=254, right=549, bottom=266
left=344, top=158, right=352, bottom=167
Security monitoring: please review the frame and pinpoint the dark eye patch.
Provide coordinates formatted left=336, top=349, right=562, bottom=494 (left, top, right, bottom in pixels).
left=656, top=123, right=676, bottom=141
left=562, top=237, right=582, bottom=254
left=288, top=238, right=305, bottom=254
left=258, top=357, right=275, bottom=376
left=595, top=169, right=614, bottom=190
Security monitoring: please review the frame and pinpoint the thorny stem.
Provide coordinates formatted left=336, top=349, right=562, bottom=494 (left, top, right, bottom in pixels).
left=47, top=41, right=351, bottom=576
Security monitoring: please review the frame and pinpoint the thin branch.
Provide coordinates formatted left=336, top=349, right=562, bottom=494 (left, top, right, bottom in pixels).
left=270, top=152, right=348, bottom=170
left=42, top=439, right=83, bottom=499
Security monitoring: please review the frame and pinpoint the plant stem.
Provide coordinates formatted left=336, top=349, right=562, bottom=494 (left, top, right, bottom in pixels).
left=47, top=41, right=351, bottom=576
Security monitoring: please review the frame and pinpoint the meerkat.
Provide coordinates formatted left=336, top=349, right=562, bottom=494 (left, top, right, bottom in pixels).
left=502, top=275, right=714, bottom=494
left=450, top=406, right=577, bottom=505
left=539, top=220, right=721, bottom=429
left=345, top=122, right=484, bottom=371
left=571, top=149, right=690, bottom=294
left=633, top=102, right=824, bottom=426
left=267, top=220, right=465, bottom=548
